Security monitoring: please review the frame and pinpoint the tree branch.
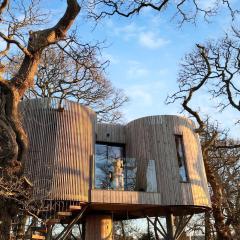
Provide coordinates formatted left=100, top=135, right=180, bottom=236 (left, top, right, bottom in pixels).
left=0, top=32, right=32, bottom=56
left=0, top=0, right=8, bottom=17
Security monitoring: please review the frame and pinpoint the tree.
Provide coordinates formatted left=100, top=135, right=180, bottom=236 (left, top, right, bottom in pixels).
left=0, top=0, right=80, bottom=238
left=7, top=43, right=128, bottom=123
left=185, top=131, right=240, bottom=239
left=167, top=29, right=240, bottom=239
left=171, top=31, right=240, bottom=117
left=114, top=220, right=144, bottom=240
left=87, top=0, right=238, bottom=24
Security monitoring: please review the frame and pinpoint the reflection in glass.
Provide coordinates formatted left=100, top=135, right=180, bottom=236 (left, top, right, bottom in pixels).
left=146, top=160, right=158, bottom=192
left=95, top=144, right=159, bottom=192
left=95, top=144, right=125, bottom=190
left=124, top=158, right=137, bottom=191
left=175, top=135, right=188, bottom=182
left=95, top=144, right=139, bottom=191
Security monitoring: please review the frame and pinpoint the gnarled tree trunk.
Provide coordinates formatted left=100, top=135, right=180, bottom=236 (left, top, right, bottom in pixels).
left=203, top=150, right=233, bottom=240
left=0, top=1, right=80, bottom=239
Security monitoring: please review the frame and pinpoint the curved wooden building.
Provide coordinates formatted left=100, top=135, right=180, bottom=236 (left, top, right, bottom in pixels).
left=92, top=116, right=211, bottom=216
left=21, top=98, right=95, bottom=202
left=20, top=99, right=211, bottom=240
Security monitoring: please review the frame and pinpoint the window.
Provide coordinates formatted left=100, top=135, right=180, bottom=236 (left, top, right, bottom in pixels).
left=175, top=135, right=188, bottom=182
left=95, top=143, right=124, bottom=190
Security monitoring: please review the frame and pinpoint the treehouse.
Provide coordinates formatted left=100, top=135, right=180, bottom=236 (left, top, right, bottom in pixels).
left=20, top=98, right=211, bottom=240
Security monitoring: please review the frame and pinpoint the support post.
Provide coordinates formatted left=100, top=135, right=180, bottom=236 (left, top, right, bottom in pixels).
left=166, top=214, right=174, bottom=240
left=85, top=214, right=113, bottom=240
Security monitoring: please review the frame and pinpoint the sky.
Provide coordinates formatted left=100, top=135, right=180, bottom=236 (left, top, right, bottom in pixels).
left=31, top=1, right=240, bottom=138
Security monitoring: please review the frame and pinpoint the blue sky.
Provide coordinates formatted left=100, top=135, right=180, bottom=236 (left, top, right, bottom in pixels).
left=46, top=1, right=239, bottom=138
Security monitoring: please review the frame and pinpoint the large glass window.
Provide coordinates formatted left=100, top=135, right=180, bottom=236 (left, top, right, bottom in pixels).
left=95, top=143, right=124, bottom=190
left=175, top=135, right=188, bottom=182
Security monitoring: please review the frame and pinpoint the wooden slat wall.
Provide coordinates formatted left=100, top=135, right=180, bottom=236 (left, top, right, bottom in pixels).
left=91, top=189, right=161, bottom=206
left=20, top=98, right=96, bottom=202
left=96, top=123, right=125, bottom=144
left=125, top=115, right=211, bottom=208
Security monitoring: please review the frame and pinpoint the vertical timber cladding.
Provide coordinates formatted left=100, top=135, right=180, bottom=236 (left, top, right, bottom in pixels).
left=21, top=99, right=96, bottom=202
left=95, top=123, right=125, bottom=144
left=125, top=115, right=211, bottom=208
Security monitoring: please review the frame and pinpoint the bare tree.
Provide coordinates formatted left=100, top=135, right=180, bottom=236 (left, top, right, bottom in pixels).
left=0, top=0, right=80, bottom=238
left=26, top=43, right=127, bottom=123
left=170, top=33, right=240, bottom=118
left=185, top=132, right=240, bottom=239
left=86, top=0, right=239, bottom=24
left=166, top=30, right=240, bottom=239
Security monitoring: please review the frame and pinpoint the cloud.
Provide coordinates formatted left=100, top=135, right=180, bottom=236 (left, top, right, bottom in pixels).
left=198, top=0, right=218, bottom=10
left=113, top=23, right=144, bottom=41
left=127, top=85, right=153, bottom=106
left=110, top=22, right=169, bottom=49
left=139, top=31, right=169, bottom=49
left=127, top=60, right=149, bottom=78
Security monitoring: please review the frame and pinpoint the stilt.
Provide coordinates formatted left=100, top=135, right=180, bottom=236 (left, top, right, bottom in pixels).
left=166, top=214, right=175, bottom=240
left=147, top=214, right=193, bottom=240
left=85, top=215, right=113, bottom=240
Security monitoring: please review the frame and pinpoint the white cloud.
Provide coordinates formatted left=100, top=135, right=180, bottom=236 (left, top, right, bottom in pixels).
left=110, top=22, right=169, bottom=49
left=113, top=23, right=144, bottom=41
left=139, top=31, right=169, bottom=49
left=127, top=60, right=149, bottom=78
left=197, top=0, right=218, bottom=10
left=127, top=85, right=153, bottom=106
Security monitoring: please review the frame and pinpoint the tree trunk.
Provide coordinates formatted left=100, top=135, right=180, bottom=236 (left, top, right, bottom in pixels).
left=0, top=200, right=18, bottom=240
left=0, top=0, right=80, bottom=237
left=203, top=151, right=233, bottom=240
left=205, top=211, right=214, bottom=240
left=0, top=214, right=11, bottom=240
left=16, top=214, right=27, bottom=240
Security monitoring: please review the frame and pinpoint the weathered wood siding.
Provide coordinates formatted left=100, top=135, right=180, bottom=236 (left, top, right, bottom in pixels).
left=21, top=99, right=95, bottom=202
left=96, top=123, right=125, bottom=144
left=91, top=189, right=161, bottom=205
left=125, top=115, right=211, bottom=208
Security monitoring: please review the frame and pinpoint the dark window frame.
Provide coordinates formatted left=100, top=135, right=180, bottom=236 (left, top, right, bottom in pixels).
left=174, top=134, right=189, bottom=183
left=94, top=141, right=126, bottom=160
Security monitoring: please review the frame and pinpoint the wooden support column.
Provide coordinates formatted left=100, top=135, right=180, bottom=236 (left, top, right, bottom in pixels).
left=85, top=215, right=113, bottom=240
left=166, top=214, right=174, bottom=240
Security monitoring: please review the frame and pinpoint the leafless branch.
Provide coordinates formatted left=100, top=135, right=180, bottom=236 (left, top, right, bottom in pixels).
left=0, top=0, right=8, bottom=17
left=0, top=32, right=31, bottom=56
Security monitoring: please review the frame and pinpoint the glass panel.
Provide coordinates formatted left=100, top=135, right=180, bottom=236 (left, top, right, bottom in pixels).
left=95, top=144, right=112, bottom=189
left=94, top=144, right=159, bottom=192
left=146, top=160, right=158, bottom=192
left=124, top=158, right=137, bottom=191
left=108, top=146, right=123, bottom=160
left=175, top=135, right=188, bottom=182
left=95, top=144, right=125, bottom=190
